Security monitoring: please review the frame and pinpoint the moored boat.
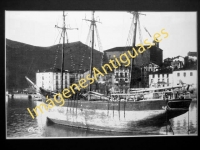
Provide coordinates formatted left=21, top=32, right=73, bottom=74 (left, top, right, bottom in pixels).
left=25, top=11, right=192, bottom=133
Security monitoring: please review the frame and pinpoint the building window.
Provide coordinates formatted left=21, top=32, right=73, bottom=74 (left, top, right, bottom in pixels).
left=42, top=76, right=44, bottom=80
left=167, top=74, right=169, bottom=78
left=177, top=73, right=180, bottom=77
left=162, top=74, right=164, bottom=77
left=153, top=74, right=155, bottom=78
left=184, top=72, right=186, bottom=77
left=190, top=72, right=193, bottom=76
left=125, top=79, right=128, bottom=81
left=120, top=73, right=123, bottom=77
left=158, top=74, right=160, bottom=78
left=65, top=80, right=67, bottom=85
left=151, top=79, right=153, bottom=83
left=125, top=73, right=127, bottom=77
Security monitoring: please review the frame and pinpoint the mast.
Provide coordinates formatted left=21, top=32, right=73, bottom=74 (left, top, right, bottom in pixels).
left=61, top=11, right=65, bottom=92
left=90, top=11, right=95, bottom=93
left=83, top=11, right=101, bottom=100
left=129, top=11, right=138, bottom=89
left=55, top=11, right=78, bottom=92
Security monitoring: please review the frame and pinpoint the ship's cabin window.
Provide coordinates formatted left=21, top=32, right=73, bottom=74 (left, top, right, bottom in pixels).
left=190, top=72, right=193, bottom=76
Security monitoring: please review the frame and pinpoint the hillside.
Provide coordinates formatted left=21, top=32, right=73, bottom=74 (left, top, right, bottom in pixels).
left=6, top=39, right=103, bottom=91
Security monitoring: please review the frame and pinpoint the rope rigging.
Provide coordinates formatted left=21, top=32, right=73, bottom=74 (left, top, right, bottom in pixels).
left=53, top=30, right=63, bottom=70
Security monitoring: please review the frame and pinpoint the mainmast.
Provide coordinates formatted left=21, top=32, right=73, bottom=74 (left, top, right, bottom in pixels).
left=90, top=11, right=95, bottom=93
left=55, top=11, right=78, bottom=92
left=129, top=11, right=145, bottom=88
left=61, top=11, right=65, bottom=92
left=83, top=11, right=101, bottom=99
left=129, top=11, right=138, bottom=89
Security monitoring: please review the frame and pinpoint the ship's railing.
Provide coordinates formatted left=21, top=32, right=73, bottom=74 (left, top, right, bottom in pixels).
left=110, top=91, right=191, bottom=101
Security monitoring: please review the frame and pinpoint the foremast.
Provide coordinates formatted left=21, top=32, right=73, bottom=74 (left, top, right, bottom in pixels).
left=55, top=11, right=78, bottom=92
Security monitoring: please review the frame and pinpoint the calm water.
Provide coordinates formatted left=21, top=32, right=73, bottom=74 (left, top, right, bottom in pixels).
left=6, top=94, right=198, bottom=138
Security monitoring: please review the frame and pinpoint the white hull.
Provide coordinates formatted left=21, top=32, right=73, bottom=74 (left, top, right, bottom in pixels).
left=46, top=105, right=167, bottom=132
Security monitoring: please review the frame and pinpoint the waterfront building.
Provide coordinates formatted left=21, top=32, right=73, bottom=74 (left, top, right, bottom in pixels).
left=149, top=69, right=173, bottom=88
left=141, top=62, right=160, bottom=88
left=103, top=43, right=163, bottom=88
left=172, top=69, right=197, bottom=88
left=36, top=68, right=70, bottom=92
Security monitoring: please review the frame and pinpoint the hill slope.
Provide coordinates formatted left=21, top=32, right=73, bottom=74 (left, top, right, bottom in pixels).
left=6, top=39, right=103, bottom=91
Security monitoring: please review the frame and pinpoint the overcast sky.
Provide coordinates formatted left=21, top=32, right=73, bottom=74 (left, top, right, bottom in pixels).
left=5, top=11, right=197, bottom=59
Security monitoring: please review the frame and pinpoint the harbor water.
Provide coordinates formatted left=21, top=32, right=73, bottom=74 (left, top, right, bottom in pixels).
left=6, top=94, right=198, bottom=138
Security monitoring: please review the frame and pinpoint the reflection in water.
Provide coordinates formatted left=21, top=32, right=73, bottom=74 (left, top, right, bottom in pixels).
left=6, top=94, right=197, bottom=138
left=169, top=101, right=197, bottom=135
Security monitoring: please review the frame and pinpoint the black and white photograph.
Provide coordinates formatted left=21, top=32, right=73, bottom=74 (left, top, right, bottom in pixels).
left=5, top=11, right=197, bottom=138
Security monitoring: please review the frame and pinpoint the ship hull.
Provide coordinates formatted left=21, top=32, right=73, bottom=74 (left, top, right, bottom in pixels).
left=41, top=97, right=191, bottom=133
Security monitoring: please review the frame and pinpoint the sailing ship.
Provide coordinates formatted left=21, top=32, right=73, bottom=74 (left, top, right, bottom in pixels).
left=25, top=11, right=192, bottom=133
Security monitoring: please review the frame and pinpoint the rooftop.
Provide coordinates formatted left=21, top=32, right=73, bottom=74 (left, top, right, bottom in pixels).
left=188, top=51, right=197, bottom=57
left=149, top=68, right=173, bottom=74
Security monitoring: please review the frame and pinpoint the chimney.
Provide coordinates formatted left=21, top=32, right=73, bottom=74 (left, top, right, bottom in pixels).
left=153, top=39, right=159, bottom=48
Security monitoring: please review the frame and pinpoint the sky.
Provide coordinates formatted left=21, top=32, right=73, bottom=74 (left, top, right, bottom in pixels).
left=5, top=11, right=197, bottom=59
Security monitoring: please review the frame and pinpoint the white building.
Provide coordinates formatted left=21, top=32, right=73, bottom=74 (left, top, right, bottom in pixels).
left=36, top=70, right=70, bottom=92
left=143, top=62, right=159, bottom=72
left=149, top=70, right=173, bottom=88
left=149, top=69, right=197, bottom=88
left=114, top=65, right=130, bottom=86
left=172, top=69, right=197, bottom=88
